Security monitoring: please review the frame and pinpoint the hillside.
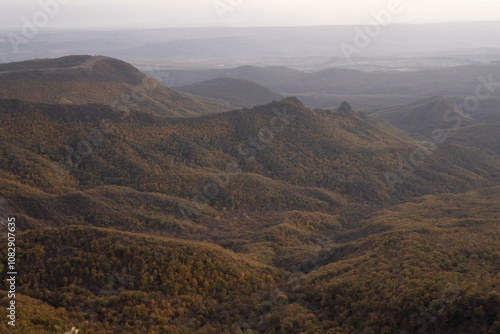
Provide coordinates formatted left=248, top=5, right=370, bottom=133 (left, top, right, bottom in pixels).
left=1, top=96, right=498, bottom=205
left=0, top=55, right=227, bottom=117
left=297, top=187, right=500, bottom=333
left=371, top=96, right=475, bottom=136
left=175, top=77, right=283, bottom=109
left=1, top=56, right=500, bottom=333
left=371, top=96, right=500, bottom=157
left=0, top=226, right=278, bottom=333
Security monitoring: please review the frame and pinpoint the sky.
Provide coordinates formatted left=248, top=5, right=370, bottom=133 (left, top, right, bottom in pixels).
left=0, top=0, right=499, bottom=29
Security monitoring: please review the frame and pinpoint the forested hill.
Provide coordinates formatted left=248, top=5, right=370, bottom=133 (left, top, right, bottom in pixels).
left=175, top=77, right=284, bottom=109
left=1, top=96, right=498, bottom=206
left=0, top=56, right=499, bottom=333
left=0, top=55, right=227, bottom=117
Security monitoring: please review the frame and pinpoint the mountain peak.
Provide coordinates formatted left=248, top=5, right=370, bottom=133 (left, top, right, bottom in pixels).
left=280, top=96, right=304, bottom=107
left=339, top=101, right=353, bottom=113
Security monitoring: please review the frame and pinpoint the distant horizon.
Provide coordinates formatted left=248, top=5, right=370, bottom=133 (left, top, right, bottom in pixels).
left=1, top=0, right=500, bottom=30
left=1, top=19, right=500, bottom=32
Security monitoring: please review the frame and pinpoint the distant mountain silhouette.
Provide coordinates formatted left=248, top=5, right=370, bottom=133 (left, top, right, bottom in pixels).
left=151, top=63, right=500, bottom=109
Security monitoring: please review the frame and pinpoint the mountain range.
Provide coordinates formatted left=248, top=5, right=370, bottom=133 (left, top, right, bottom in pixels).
left=0, top=56, right=499, bottom=333
left=150, top=63, right=500, bottom=110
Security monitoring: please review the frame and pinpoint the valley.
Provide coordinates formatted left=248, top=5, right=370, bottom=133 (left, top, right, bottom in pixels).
left=0, top=54, right=499, bottom=333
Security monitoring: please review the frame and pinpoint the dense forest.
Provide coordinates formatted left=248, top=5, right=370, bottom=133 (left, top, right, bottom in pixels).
left=0, top=56, right=499, bottom=333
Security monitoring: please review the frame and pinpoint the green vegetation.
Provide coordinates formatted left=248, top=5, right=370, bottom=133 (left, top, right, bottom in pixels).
left=0, top=56, right=499, bottom=333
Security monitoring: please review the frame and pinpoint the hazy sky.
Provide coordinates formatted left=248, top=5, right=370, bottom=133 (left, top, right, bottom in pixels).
left=1, top=0, right=499, bottom=29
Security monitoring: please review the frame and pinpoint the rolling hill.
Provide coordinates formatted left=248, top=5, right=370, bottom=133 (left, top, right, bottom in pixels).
left=0, top=55, right=227, bottom=117
left=297, top=186, right=500, bottom=333
left=370, top=96, right=500, bottom=157
left=2, top=95, right=498, bottom=207
left=1, top=55, right=500, bottom=333
left=371, top=96, right=475, bottom=136
left=150, top=63, right=500, bottom=109
left=152, top=63, right=500, bottom=98
left=2, top=226, right=279, bottom=333
left=175, top=77, right=283, bottom=109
